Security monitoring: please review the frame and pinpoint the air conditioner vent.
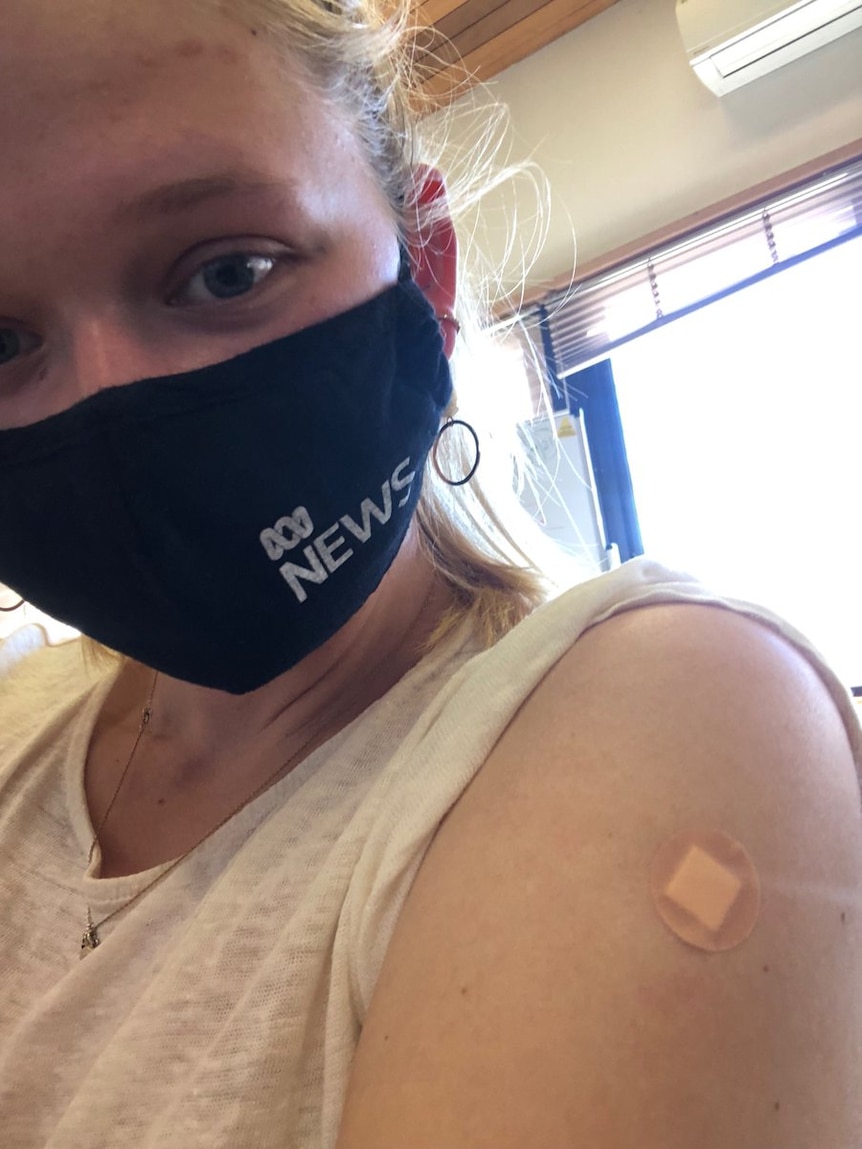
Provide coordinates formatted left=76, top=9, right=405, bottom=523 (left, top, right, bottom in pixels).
left=676, top=0, right=862, bottom=95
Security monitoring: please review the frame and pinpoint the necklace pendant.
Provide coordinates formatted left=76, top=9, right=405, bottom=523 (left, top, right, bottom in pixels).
left=80, top=922, right=100, bottom=956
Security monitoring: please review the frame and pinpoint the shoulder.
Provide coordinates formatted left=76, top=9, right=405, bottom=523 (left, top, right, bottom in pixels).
left=0, top=622, right=50, bottom=675
left=0, top=634, right=94, bottom=755
left=336, top=600, right=862, bottom=1147
left=1, top=629, right=85, bottom=688
left=510, top=598, right=860, bottom=796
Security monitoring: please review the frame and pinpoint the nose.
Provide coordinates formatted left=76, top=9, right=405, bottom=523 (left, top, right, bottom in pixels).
left=66, top=311, right=162, bottom=402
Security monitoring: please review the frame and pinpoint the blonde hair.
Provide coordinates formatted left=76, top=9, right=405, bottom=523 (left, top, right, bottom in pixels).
left=82, top=0, right=571, bottom=674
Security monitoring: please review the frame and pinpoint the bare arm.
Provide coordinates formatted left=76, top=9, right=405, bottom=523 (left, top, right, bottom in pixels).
left=335, top=603, right=862, bottom=1148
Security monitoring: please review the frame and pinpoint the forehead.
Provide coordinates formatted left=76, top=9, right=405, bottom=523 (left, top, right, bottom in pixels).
left=0, top=1, right=370, bottom=222
left=3, top=1, right=263, bottom=119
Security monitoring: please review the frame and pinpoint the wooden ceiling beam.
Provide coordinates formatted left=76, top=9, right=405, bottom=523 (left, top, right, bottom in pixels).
left=420, top=0, right=618, bottom=103
left=419, top=0, right=472, bottom=25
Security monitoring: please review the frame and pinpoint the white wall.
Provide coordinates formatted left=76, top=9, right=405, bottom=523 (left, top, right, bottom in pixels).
left=443, top=0, right=862, bottom=290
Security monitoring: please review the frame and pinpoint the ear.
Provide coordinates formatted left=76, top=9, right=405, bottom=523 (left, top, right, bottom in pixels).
left=405, top=165, right=459, bottom=358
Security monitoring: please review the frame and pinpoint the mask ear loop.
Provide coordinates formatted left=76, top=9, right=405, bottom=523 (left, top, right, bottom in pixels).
left=0, top=598, right=25, bottom=612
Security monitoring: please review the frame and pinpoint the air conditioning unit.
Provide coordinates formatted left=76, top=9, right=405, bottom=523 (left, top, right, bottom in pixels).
left=676, top=0, right=862, bottom=95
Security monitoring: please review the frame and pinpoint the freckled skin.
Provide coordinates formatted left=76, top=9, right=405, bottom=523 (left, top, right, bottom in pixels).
left=0, top=0, right=401, bottom=422
left=176, top=38, right=206, bottom=58
left=174, top=37, right=238, bottom=66
left=635, top=970, right=717, bottom=1025
left=0, top=0, right=451, bottom=886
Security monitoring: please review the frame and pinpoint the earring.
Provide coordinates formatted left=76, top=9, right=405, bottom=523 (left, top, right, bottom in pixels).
left=431, top=418, right=480, bottom=487
left=436, top=312, right=461, bottom=359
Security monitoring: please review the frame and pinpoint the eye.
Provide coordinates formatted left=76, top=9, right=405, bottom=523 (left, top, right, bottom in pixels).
left=170, top=251, right=282, bottom=307
left=0, top=326, right=39, bottom=369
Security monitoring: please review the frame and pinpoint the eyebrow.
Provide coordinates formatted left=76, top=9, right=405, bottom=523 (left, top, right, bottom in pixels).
left=110, top=173, right=291, bottom=224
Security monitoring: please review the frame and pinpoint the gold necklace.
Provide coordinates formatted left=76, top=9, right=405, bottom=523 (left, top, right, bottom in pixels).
left=81, top=673, right=350, bottom=956
left=85, top=667, right=159, bottom=874
left=80, top=577, right=441, bottom=956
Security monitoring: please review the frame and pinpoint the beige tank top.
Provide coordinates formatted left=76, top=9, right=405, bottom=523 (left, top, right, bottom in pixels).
left=0, top=556, right=859, bottom=1148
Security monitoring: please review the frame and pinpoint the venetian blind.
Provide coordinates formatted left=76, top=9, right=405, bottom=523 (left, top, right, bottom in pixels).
left=532, top=154, right=862, bottom=380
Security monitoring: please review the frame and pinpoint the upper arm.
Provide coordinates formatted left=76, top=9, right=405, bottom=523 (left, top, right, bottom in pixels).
left=335, top=603, right=862, bottom=1149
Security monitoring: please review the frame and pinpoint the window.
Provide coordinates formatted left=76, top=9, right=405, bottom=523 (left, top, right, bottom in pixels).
left=524, top=155, right=862, bottom=691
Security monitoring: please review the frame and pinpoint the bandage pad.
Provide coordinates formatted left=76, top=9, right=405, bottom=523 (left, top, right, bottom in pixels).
left=650, top=829, right=760, bottom=952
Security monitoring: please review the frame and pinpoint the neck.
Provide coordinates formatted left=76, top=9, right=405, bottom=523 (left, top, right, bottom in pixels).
left=100, top=530, right=451, bottom=781
left=85, top=531, right=457, bottom=876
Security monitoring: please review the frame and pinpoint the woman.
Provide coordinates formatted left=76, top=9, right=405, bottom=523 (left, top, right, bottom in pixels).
left=0, top=1, right=860, bottom=1146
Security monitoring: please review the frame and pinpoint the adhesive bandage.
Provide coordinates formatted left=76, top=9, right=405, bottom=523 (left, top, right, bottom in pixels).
left=650, top=828, right=761, bottom=952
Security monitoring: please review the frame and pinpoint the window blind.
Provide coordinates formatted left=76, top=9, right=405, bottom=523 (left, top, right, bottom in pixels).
left=533, top=154, right=862, bottom=379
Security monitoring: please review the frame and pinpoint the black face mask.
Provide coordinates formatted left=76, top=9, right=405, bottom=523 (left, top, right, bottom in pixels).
left=0, top=274, right=452, bottom=693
